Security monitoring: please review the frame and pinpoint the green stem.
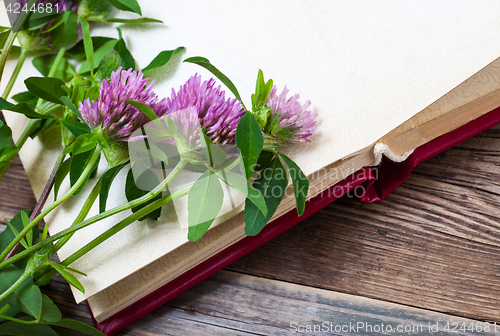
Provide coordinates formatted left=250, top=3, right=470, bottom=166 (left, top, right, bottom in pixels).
left=5, top=149, right=65, bottom=260
left=2, top=48, right=27, bottom=100
left=0, top=148, right=101, bottom=261
left=52, top=176, right=102, bottom=253
left=0, top=31, right=17, bottom=84
left=35, top=185, right=192, bottom=286
left=61, top=160, right=187, bottom=262
left=0, top=272, right=29, bottom=302
left=0, top=314, right=38, bottom=324
left=47, top=47, right=66, bottom=78
left=0, top=303, right=11, bottom=315
left=63, top=185, right=191, bottom=266
left=262, top=147, right=279, bottom=155
left=4, top=160, right=187, bottom=271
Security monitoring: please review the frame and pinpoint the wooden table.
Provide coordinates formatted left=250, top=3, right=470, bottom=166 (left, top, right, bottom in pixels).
left=1, top=124, right=500, bottom=335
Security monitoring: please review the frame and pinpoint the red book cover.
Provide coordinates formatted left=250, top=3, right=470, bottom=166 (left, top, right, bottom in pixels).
left=90, top=107, right=500, bottom=335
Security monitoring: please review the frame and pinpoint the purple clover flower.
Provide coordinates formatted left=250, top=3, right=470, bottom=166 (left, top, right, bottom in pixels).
left=165, top=74, right=245, bottom=145
left=79, top=67, right=168, bottom=142
left=167, top=107, right=202, bottom=150
left=263, top=85, right=317, bottom=146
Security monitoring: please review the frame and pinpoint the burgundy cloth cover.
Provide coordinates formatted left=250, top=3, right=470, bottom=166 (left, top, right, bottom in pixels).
left=91, top=107, right=500, bottom=335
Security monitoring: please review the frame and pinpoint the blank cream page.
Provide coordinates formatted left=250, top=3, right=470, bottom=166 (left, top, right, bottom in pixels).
left=3, top=0, right=500, bottom=302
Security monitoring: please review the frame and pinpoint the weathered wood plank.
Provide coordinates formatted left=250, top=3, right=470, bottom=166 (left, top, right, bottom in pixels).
left=42, top=270, right=500, bottom=336
left=228, top=125, right=500, bottom=322
left=0, top=156, right=37, bottom=224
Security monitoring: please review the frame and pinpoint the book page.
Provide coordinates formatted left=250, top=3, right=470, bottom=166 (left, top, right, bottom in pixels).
left=3, top=0, right=500, bottom=304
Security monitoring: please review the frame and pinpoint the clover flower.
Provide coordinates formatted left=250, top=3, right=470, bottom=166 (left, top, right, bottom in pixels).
left=263, top=85, right=317, bottom=146
left=165, top=74, right=245, bottom=145
left=79, top=67, right=168, bottom=142
left=167, top=107, right=202, bottom=150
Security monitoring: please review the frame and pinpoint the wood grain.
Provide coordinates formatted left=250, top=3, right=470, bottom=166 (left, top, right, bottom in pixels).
left=228, top=125, right=500, bottom=322
left=42, top=270, right=500, bottom=336
left=1, top=125, right=500, bottom=334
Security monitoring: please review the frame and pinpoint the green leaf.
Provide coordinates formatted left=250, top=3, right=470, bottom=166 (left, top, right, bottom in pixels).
left=32, top=55, right=75, bottom=81
left=0, top=320, right=58, bottom=336
left=104, top=17, right=162, bottom=23
left=244, top=157, right=288, bottom=236
left=0, top=266, right=42, bottom=320
left=78, top=39, right=118, bottom=74
left=255, top=151, right=275, bottom=171
left=125, top=100, right=157, bottom=120
left=109, top=0, right=142, bottom=15
left=24, top=5, right=60, bottom=31
left=4, top=219, right=28, bottom=249
left=70, top=149, right=100, bottom=196
left=235, top=112, right=263, bottom=179
left=57, top=332, right=78, bottom=336
left=9, top=46, right=21, bottom=56
left=66, top=36, right=116, bottom=59
left=48, top=262, right=86, bottom=276
left=0, top=144, right=18, bottom=162
left=40, top=294, right=62, bottom=323
left=184, top=56, right=244, bottom=105
left=125, top=168, right=162, bottom=221
left=114, top=28, right=135, bottom=70
left=49, top=263, right=85, bottom=293
left=0, top=30, right=10, bottom=50
left=99, top=164, right=126, bottom=213
left=0, top=98, right=48, bottom=119
left=200, top=130, right=214, bottom=166
left=28, top=119, right=56, bottom=139
left=213, top=169, right=267, bottom=216
left=54, top=157, right=72, bottom=200
left=20, top=211, right=32, bottom=247
left=11, top=91, right=38, bottom=106
left=61, top=119, right=91, bottom=138
left=59, top=96, right=83, bottom=121
left=148, top=143, right=169, bottom=163
left=72, top=133, right=99, bottom=155
left=199, top=134, right=227, bottom=167
left=50, top=10, right=78, bottom=48
left=279, top=153, right=308, bottom=216
left=79, top=17, right=94, bottom=76
left=0, top=265, right=23, bottom=292
left=137, top=127, right=171, bottom=140
left=188, top=170, right=224, bottom=241
left=0, top=211, right=37, bottom=265
left=251, top=69, right=273, bottom=111
left=50, top=318, right=106, bottom=336
left=0, top=302, right=19, bottom=322
left=24, top=77, right=67, bottom=105
left=142, top=47, right=185, bottom=74
left=0, top=120, right=13, bottom=149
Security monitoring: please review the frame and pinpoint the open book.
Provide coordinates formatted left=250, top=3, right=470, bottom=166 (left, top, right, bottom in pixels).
left=3, top=0, right=500, bottom=325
